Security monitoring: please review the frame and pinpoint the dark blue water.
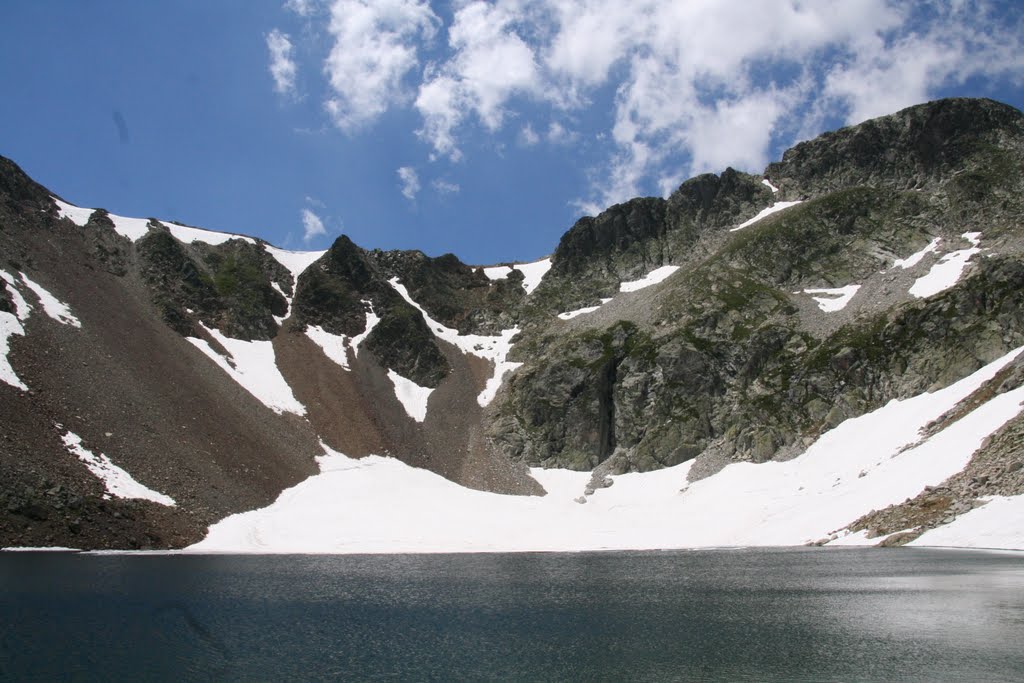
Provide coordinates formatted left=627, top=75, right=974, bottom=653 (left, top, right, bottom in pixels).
left=1, top=547, right=1023, bottom=681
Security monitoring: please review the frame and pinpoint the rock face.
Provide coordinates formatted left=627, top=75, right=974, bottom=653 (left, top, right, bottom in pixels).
left=1, top=96, right=1023, bottom=550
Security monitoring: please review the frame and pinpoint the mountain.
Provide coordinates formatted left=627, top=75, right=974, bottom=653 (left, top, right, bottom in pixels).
left=2, top=97, right=1023, bottom=551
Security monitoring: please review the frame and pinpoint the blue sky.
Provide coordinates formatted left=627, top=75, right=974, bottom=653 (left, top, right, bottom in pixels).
left=2, top=1, right=1022, bottom=265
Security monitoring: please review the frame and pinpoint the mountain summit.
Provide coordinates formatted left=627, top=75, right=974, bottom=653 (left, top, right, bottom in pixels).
left=2, top=97, right=1023, bottom=551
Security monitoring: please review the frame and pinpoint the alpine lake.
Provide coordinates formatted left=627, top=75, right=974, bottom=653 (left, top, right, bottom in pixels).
left=2, top=547, right=1023, bottom=681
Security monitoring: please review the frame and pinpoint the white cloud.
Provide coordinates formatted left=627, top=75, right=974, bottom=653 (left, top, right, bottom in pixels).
left=284, top=0, right=317, bottom=16
left=266, top=29, right=297, bottom=96
left=324, top=0, right=439, bottom=132
left=278, top=0, right=1024, bottom=215
left=301, top=208, right=327, bottom=242
left=397, top=166, right=420, bottom=200
left=519, top=123, right=540, bottom=146
left=415, top=0, right=543, bottom=159
left=432, top=179, right=460, bottom=195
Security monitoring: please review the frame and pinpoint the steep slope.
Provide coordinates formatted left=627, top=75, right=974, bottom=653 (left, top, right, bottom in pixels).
left=2, top=97, right=1023, bottom=551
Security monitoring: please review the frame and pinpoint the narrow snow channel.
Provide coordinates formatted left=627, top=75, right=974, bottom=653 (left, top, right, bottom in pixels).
left=189, top=347, right=1024, bottom=553
left=731, top=200, right=803, bottom=232
left=305, top=302, right=379, bottom=370
left=61, top=431, right=176, bottom=506
left=388, top=278, right=521, bottom=407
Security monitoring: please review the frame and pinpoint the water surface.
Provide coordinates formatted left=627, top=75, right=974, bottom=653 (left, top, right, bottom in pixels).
left=2, top=548, right=1023, bottom=681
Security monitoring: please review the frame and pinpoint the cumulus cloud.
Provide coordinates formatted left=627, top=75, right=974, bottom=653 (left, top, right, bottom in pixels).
left=301, top=208, right=327, bottom=242
left=397, top=166, right=420, bottom=200
left=266, top=29, right=297, bottom=96
left=324, top=0, right=439, bottom=132
left=277, top=0, right=1024, bottom=214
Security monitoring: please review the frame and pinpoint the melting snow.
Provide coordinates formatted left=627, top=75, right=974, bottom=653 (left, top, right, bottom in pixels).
left=18, top=273, right=80, bottom=327
left=61, top=431, right=176, bottom=506
left=304, top=301, right=380, bottom=371
left=264, top=246, right=326, bottom=282
left=389, top=278, right=520, bottom=406
left=803, top=285, right=860, bottom=312
left=731, top=200, right=803, bottom=232
left=187, top=323, right=306, bottom=416
left=482, top=258, right=552, bottom=295
left=1, top=271, right=31, bottom=320
left=189, top=347, right=1024, bottom=553
left=893, top=237, right=942, bottom=269
left=387, top=370, right=433, bottom=422
left=909, top=232, right=982, bottom=298
left=52, top=197, right=94, bottom=226
left=762, top=178, right=780, bottom=193
left=620, top=265, right=680, bottom=293
left=0, top=311, right=27, bottom=390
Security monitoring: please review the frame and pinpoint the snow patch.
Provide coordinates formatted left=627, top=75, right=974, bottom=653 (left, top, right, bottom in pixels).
left=188, top=347, right=1024, bottom=553
left=909, top=233, right=982, bottom=298
left=107, top=214, right=152, bottom=241
left=0, top=311, right=27, bottom=390
left=264, top=246, right=326, bottom=282
left=620, top=265, right=679, bottom=293
left=481, top=258, right=552, bottom=294
left=731, top=200, right=803, bottom=232
left=270, top=282, right=291, bottom=326
left=52, top=197, right=94, bottom=226
left=61, top=431, right=176, bottom=506
left=19, top=273, right=80, bottom=327
left=187, top=323, right=306, bottom=416
left=558, top=305, right=601, bottom=320
left=761, top=178, right=779, bottom=193
left=803, top=285, right=860, bottom=312
left=387, top=369, right=433, bottom=422
left=515, top=258, right=552, bottom=294
left=893, top=237, right=942, bottom=269
left=388, top=278, right=520, bottom=406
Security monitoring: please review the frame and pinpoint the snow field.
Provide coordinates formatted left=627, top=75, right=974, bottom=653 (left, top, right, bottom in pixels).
left=61, top=431, right=176, bottom=506
left=482, top=257, right=552, bottom=294
left=190, top=347, right=1024, bottom=553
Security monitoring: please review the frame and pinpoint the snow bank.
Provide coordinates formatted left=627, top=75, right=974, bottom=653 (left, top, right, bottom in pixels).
left=909, top=233, right=982, bottom=298
left=387, top=370, right=433, bottom=422
left=61, top=431, right=175, bottom=506
left=187, top=323, right=306, bottom=416
left=731, top=200, right=802, bottom=232
left=389, top=278, right=520, bottom=406
left=18, top=273, right=80, bottom=327
left=620, top=265, right=679, bottom=293
left=910, top=496, right=1024, bottom=549
left=264, top=246, right=326, bottom=282
left=481, top=258, right=552, bottom=294
left=893, top=237, right=942, bottom=269
left=189, top=347, right=1024, bottom=553
left=803, top=285, right=860, bottom=312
